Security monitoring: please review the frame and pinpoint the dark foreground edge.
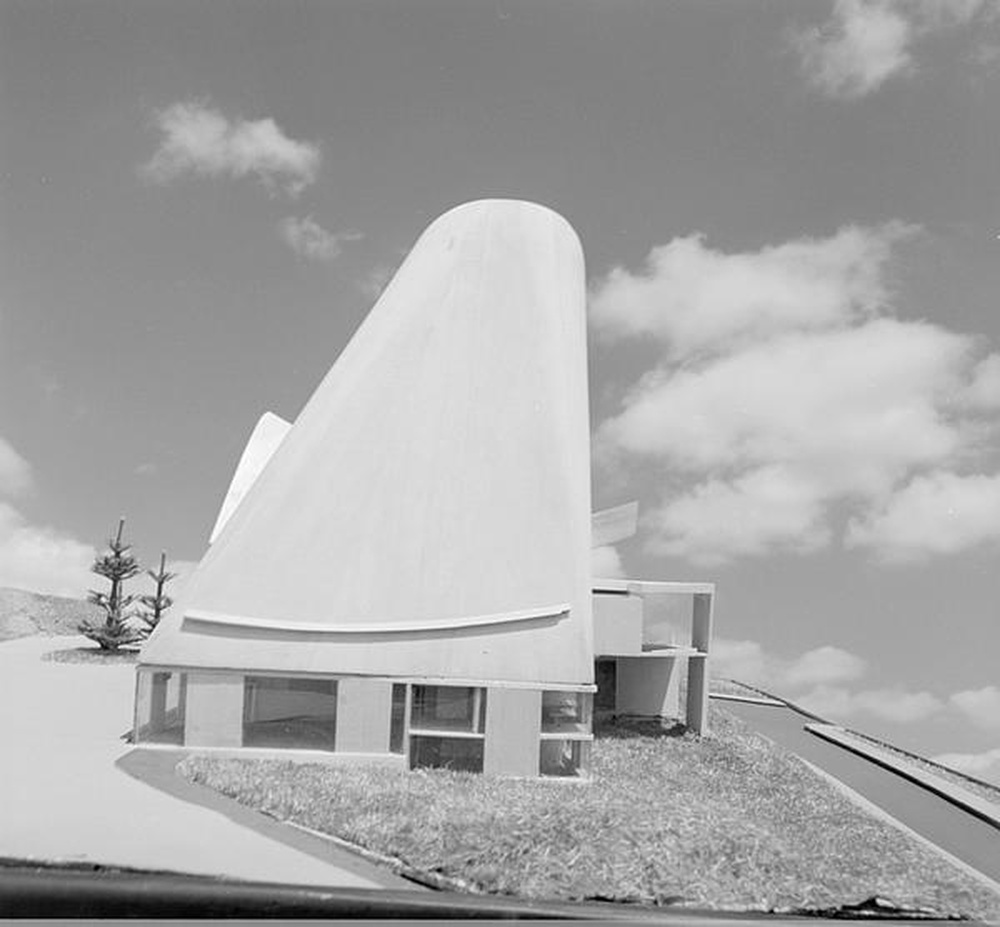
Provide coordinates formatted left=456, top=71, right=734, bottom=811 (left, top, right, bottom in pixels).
left=0, top=860, right=980, bottom=922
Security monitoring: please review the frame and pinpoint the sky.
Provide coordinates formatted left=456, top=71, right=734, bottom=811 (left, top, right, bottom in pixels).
left=1, top=0, right=998, bottom=782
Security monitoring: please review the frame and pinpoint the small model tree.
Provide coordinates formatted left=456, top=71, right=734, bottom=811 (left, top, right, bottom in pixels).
left=137, top=550, right=176, bottom=635
left=79, top=517, right=145, bottom=651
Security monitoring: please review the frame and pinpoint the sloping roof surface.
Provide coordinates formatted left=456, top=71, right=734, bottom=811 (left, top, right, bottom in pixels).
left=142, top=200, right=593, bottom=685
left=208, top=412, right=291, bottom=544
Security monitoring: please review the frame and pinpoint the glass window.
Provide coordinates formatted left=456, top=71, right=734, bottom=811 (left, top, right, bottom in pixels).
left=409, top=735, right=484, bottom=773
left=390, top=683, right=407, bottom=754
left=134, top=669, right=186, bottom=745
left=541, top=690, right=591, bottom=733
left=410, top=685, right=485, bottom=733
left=540, top=739, right=589, bottom=778
left=243, top=676, right=337, bottom=751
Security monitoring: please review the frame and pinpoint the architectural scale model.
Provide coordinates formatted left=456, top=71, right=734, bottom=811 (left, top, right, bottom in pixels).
left=135, top=200, right=713, bottom=778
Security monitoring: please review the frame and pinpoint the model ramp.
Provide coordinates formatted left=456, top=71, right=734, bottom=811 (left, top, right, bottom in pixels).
left=143, top=200, right=593, bottom=687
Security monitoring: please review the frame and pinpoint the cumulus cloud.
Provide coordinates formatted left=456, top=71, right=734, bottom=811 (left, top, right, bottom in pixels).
left=932, top=747, right=1000, bottom=785
left=790, top=0, right=994, bottom=100
left=143, top=101, right=320, bottom=196
left=592, top=222, right=1000, bottom=565
left=279, top=216, right=362, bottom=262
left=0, top=502, right=95, bottom=597
left=713, top=638, right=941, bottom=723
left=0, top=438, right=33, bottom=497
left=950, top=685, right=1000, bottom=730
left=0, top=438, right=96, bottom=597
left=712, top=638, right=866, bottom=689
left=847, top=471, right=1000, bottom=561
left=798, top=684, right=945, bottom=722
left=591, top=224, right=912, bottom=358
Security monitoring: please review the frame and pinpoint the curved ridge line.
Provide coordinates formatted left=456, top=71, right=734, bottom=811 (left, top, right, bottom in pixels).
left=183, top=603, right=571, bottom=634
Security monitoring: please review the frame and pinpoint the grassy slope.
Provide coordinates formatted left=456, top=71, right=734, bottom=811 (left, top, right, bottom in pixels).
left=180, top=706, right=1000, bottom=918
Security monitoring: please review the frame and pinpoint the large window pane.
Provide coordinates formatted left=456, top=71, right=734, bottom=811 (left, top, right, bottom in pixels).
left=409, top=735, right=484, bottom=773
left=541, top=691, right=590, bottom=733
left=410, top=685, right=484, bottom=732
left=540, top=739, right=589, bottom=778
left=243, top=676, right=337, bottom=751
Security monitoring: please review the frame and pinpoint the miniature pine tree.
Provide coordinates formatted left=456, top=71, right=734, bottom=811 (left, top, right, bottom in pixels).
left=138, top=550, right=176, bottom=634
left=79, top=516, right=145, bottom=650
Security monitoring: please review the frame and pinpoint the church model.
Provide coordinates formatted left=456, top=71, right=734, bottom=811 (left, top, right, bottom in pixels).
left=135, top=200, right=713, bottom=778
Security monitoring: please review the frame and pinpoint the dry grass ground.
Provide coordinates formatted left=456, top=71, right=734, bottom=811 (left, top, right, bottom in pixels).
left=179, top=706, right=1000, bottom=918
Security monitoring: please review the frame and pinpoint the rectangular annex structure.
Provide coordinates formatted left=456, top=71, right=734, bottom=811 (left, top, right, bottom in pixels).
left=137, top=200, right=598, bottom=778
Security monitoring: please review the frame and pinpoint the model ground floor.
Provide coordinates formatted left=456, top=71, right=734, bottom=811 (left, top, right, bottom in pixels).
left=134, top=667, right=598, bottom=778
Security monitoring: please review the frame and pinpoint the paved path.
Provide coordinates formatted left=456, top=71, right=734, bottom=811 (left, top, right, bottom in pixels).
left=716, top=698, right=1000, bottom=884
left=0, top=635, right=407, bottom=889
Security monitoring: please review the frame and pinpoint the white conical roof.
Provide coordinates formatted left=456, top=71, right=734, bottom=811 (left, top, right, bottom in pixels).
left=142, top=200, right=593, bottom=686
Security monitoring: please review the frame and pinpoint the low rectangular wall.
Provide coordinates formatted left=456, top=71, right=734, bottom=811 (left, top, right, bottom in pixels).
left=593, top=593, right=642, bottom=655
left=484, top=688, right=541, bottom=777
left=184, top=673, right=244, bottom=748
left=336, top=678, right=393, bottom=753
left=616, top=656, right=680, bottom=718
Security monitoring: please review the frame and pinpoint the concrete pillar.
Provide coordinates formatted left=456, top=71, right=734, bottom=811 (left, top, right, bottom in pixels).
left=184, top=673, right=244, bottom=748
left=686, top=592, right=714, bottom=734
left=336, top=678, right=393, bottom=754
left=484, top=688, right=541, bottom=777
left=616, top=656, right=681, bottom=718
left=150, top=673, right=169, bottom=733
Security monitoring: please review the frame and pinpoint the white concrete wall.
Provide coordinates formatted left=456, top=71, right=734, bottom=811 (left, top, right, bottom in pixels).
left=484, top=687, right=541, bottom=777
left=184, top=673, right=244, bottom=748
left=615, top=656, right=681, bottom=718
left=336, top=678, right=393, bottom=754
left=593, top=593, right=642, bottom=656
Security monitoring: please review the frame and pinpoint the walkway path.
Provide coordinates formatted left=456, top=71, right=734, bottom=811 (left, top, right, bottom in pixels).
left=715, top=697, right=1000, bottom=885
left=0, top=635, right=409, bottom=889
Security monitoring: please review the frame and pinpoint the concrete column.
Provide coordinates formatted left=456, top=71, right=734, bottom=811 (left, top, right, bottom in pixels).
left=484, top=688, right=541, bottom=777
left=150, top=672, right=169, bottom=733
left=184, top=673, right=245, bottom=748
left=336, top=678, right=393, bottom=754
left=685, top=592, right=714, bottom=734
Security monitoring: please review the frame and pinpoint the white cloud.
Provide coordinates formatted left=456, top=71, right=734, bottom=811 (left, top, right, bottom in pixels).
left=950, top=685, right=1000, bottom=730
left=359, top=263, right=397, bottom=301
left=590, top=224, right=912, bottom=359
left=143, top=101, right=320, bottom=196
left=0, top=438, right=32, bottom=497
left=798, top=684, right=945, bottom=722
left=279, top=216, right=362, bottom=262
left=931, top=747, right=1000, bottom=785
left=591, top=545, right=625, bottom=578
left=592, top=221, right=1000, bottom=565
left=962, top=353, right=1000, bottom=409
left=791, top=0, right=993, bottom=100
left=0, top=438, right=96, bottom=597
left=0, top=502, right=95, bottom=598
left=847, top=471, right=1000, bottom=561
left=712, top=638, right=866, bottom=689
left=645, top=466, right=831, bottom=564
